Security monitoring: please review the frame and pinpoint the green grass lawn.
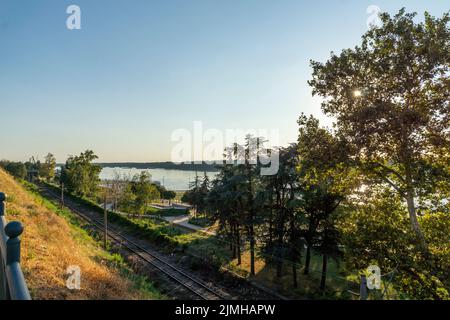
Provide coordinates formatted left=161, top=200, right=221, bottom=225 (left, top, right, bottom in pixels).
left=147, top=206, right=188, bottom=216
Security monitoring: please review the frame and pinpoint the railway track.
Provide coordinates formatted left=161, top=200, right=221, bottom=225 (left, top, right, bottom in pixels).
left=41, top=186, right=230, bottom=300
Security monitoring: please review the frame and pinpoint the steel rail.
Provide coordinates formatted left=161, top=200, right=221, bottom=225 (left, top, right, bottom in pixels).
left=43, top=187, right=228, bottom=300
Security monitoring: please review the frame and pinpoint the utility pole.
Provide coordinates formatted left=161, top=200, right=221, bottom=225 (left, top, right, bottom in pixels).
left=103, top=191, right=108, bottom=249
left=60, top=182, right=64, bottom=210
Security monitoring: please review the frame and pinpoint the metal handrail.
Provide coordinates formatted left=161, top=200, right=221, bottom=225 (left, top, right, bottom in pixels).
left=0, top=192, right=31, bottom=300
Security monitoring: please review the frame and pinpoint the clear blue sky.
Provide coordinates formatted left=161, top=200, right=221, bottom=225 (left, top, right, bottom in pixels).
left=0, top=0, right=448, bottom=162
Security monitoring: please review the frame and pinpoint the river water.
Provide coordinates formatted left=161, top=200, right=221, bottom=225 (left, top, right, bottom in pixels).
left=99, top=167, right=218, bottom=191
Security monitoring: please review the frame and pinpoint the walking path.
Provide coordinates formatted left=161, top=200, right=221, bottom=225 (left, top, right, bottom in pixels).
left=150, top=203, right=191, bottom=210
left=102, top=202, right=215, bottom=235
left=154, top=214, right=216, bottom=236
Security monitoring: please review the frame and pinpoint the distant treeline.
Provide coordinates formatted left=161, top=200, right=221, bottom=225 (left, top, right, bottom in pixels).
left=93, top=162, right=221, bottom=172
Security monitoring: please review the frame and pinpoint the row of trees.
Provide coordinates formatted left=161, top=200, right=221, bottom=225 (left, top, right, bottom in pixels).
left=0, top=153, right=56, bottom=181
left=181, top=172, right=210, bottom=216
left=184, top=130, right=347, bottom=291
left=181, top=9, right=450, bottom=298
left=58, top=151, right=175, bottom=215
left=183, top=115, right=448, bottom=296
left=1, top=149, right=175, bottom=216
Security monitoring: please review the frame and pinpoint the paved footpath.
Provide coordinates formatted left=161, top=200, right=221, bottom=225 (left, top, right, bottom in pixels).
left=102, top=201, right=216, bottom=236
left=158, top=214, right=216, bottom=236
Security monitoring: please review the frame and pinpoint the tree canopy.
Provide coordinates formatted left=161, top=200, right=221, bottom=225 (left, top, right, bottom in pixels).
left=308, top=9, right=450, bottom=248
left=61, top=150, right=101, bottom=198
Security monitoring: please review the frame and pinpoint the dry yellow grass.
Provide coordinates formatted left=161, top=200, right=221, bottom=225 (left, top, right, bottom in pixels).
left=0, top=168, right=156, bottom=300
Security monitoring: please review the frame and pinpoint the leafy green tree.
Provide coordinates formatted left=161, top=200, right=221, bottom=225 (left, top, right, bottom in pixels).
left=182, top=173, right=201, bottom=215
left=24, top=156, right=42, bottom=180
left=198, top=172, right=210, bottom=215
left=258, top=145, right=302, bottom=286
left=230, top=135, right=267, bottom=276
left=207, top=164, right=246, bottom=265
left=156, top=185, right=176, bottom=205
left=297, top=114, right=349, bottom=280
left=341, top=187, right=449, bottom=299
left=165, top=190, right=177, bottom=204
left=298, top=183, right=343, bottom=278
left=131, top=172, right=160, bottom=215
left=39, top=153, right=56, bottom=181
left=3, top=161, right=27, bottom=179
left=182, top=172, right=212, bottom=217
left=61, top=150, right=101, bottom=198
left=308, top=9, right=450, bottom=249
left=118, top=182, right=136, bottom=213
left=420, top=211, right=450, bottom=292
left=0, top=160, right=8, bottom=169
left=315, top=216, right=343, bottom=291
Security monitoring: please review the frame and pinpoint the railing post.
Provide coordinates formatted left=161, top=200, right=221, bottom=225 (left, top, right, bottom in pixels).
left=0, top=192, right=5, bottom=216
left=0, top=192, right=9, bottom=300
left=5, top=222, right=23, bottom=265
left=0, top=193, right=30, bottom=300
left=5, top=221, right=30, bottom=300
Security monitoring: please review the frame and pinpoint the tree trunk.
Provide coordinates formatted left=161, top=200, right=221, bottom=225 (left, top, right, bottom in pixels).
left=268, top=202, right=273, bottom=245
left=276, top=259, right=283, bottom=278
left=236, top=227, right=242, bottom=265
left=237, top=243, right=241, bottom=265
left=320, top=254, right=327, bottom=291
left=231, top=226, right=236, bottom=258
left=292, top=263, right=298, bottom=289
left=288, top=202, right=298, bottom=289
left=276, top=216, right=284, bottom=278
left=304, top=245, right=311, bottom=275
left=403, top=154, right=427, bottom=251
left=405, top=190, right=426, bottom=247
left=275, top=199, right=284, bottom=279
left=248, top=166, right=255, bottom=276
left=249, top=225, right=255, bottom=276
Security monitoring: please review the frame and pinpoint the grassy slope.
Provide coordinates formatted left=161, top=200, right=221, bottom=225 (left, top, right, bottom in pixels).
left=0, top=169, right=164, bottom=300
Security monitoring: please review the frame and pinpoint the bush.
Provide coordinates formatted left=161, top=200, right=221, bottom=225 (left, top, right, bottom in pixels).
left=3, top=161, right=27, bottom=179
